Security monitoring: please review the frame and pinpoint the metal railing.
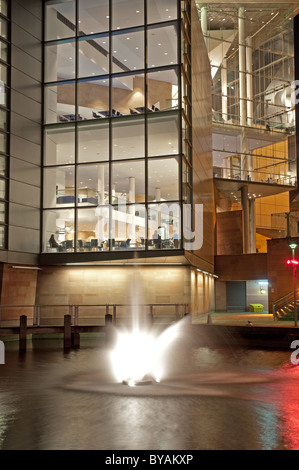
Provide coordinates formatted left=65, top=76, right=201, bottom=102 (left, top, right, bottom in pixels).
left=213, top=166, right=296, bottom=187
left=0, top=303, right=189, bottom=328
left=272, top=290, right=299, bottom=320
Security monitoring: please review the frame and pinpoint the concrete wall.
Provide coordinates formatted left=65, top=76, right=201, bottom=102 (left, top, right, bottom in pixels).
left=36, top=265, right=192, bottom=322
left=215, top=279, right=226, bottom=311
left=3, top=0, right=42, bottom=265
left=216, top=210, right=244, bottom=255
left=0, top=264, right=38, bottom=321
left=190, top=268, right=215, bottom=316
left=215, top=253, right=268, bottom=281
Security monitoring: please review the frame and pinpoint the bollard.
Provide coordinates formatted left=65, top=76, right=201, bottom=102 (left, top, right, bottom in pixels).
left=19, top=315, right=27, bottom=352
left=175, top=304, right=179, bottom=321
left=105, top=313, right=113, bottom=346
left=207, top=313, right=213, bottom=324
left=113, top=305, right=117, bottom=326
left=71, top=327, right=80, bottom=349
left=0, top=340, right=4, bottom=364
left=33, top=306, right=37, bottom=326
left=74, top=305, right=79, bottom=327
left=37, top=306, right=41, bottom=327
left=64, top=314, right=72, bottom=350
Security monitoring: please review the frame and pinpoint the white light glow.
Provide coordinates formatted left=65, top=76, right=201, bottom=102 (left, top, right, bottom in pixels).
left=110, top=322, right=181, bottom=385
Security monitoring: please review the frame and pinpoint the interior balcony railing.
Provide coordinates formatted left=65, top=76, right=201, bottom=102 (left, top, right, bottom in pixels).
left=212, top=110, right=295, bottom=134
left=213, top=166, right=296, bottom=186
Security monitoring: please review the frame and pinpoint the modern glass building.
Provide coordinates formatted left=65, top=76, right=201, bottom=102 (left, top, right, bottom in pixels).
left=199, top=2, right=297, bottom=255
left=42, top=0, right=193, bottom=256
left=0, top=0, right=298, bottom=325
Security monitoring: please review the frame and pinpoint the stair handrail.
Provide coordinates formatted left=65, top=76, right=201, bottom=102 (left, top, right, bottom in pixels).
left=273, top=289, right=299, bottom=319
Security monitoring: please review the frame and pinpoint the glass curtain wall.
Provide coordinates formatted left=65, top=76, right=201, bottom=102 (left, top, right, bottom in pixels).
left=43, top=0, right=187, bottom=253
left=0, top=0, right=9, bottom=249
left=199, top=3, right=296, bottom=187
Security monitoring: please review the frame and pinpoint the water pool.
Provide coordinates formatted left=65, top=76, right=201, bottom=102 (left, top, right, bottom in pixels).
left=0, top=336, right=298, bottom=450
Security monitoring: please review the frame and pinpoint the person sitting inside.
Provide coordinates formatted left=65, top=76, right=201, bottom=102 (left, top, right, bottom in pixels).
left=49, top=234, right=59, bottom=248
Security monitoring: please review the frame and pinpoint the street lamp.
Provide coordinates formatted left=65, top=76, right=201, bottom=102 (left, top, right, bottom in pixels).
left=289, top=241, right=298, bottom=327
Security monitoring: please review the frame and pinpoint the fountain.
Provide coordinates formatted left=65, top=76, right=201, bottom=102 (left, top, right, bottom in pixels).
left=63, top=272, right=274, bottom=398
left=110, top=321, right=182, bottom=387
left=109, top=271, right=186, bottom=387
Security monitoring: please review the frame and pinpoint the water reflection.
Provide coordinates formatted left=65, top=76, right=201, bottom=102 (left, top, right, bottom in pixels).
left=0, top=338, right=298, bottom=450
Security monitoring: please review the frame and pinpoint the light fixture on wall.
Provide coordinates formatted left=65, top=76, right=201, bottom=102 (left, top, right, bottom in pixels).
left=258, top=280, right=268, bottom=295
left=10, top=266, right=42, bottom=270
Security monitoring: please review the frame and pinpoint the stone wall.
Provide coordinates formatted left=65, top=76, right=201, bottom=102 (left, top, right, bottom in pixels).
left=0, top=264, right=38, bottom=320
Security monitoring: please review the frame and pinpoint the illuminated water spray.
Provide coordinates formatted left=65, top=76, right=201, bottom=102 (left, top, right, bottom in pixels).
left=110, top=323, right=181, bottom=386
left=109, top=271, right=183, bottom=387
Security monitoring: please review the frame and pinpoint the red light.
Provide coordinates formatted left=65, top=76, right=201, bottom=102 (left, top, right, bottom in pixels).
left=287, top=259, right=299, bottom=266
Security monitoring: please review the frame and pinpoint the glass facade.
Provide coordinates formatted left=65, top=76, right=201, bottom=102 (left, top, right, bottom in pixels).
left=199, top=3, right=297, bottom=187
left=0, top=0, right=8, bottom=250
left=43, top=0, right=191, bottom=254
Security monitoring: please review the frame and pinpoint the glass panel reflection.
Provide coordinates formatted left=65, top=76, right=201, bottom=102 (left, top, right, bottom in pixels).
left=78, top=121, right=109, bottom=163
left=78, top=77, right=109, bottom=120
left=112, top=73, right=145, bottom=116
left=0, top=131, right=6, bottom=154
left=45, top=41, right=76, bottom=82
left=0, top=201, right=5, bottom=222
left=0, top=17, right=7, bottom=40
left=44, top=166, right=75, bottom=208
left=45, top=83, right=76, bottom=124
left=0, top=155, right=5, bottom=176
left=78, top=0, right=109, bottom=36
left=77, top=207, right=110, bottom=252
left=0, top=108, right=7, bottom=131
left=78, top=36, right=109, bottom=78
left=148, top=24, right=178, bottom=68
left=0, top=40, right=7, bottom=62
left=0, top=0, right=8, bottom=17
left=0, top=225, right=5, bottom=248
left=147, top=0, right=178, bottom=24
left=148, top=113, right=179, bottom=157
left=44, top=125, right=75, bottom=166
left=0, top=177, right=5, bottom=199
left=45, top=0, right=76, bottom=42
left=112, top=160, right=145, bottom=204
left=148, top=202, right=181, bottom=249
left=43, top=208, right=75, bottom=253
left=77, top=164, right=109, bottom=206
left=111, top=204, right=146, bottom=251
left=147, top=68, right=179, bottom=112
left=112, top=117, right=145, bottom=160
left=112, top=30, right=144, bottom=73
left=112, top=0, right=144, bottom=30
left=148, top=157, right=179, bottom=202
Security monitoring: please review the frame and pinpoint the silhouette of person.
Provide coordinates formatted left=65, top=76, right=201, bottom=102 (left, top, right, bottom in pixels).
left=49, top=234, right=59, bottom=248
